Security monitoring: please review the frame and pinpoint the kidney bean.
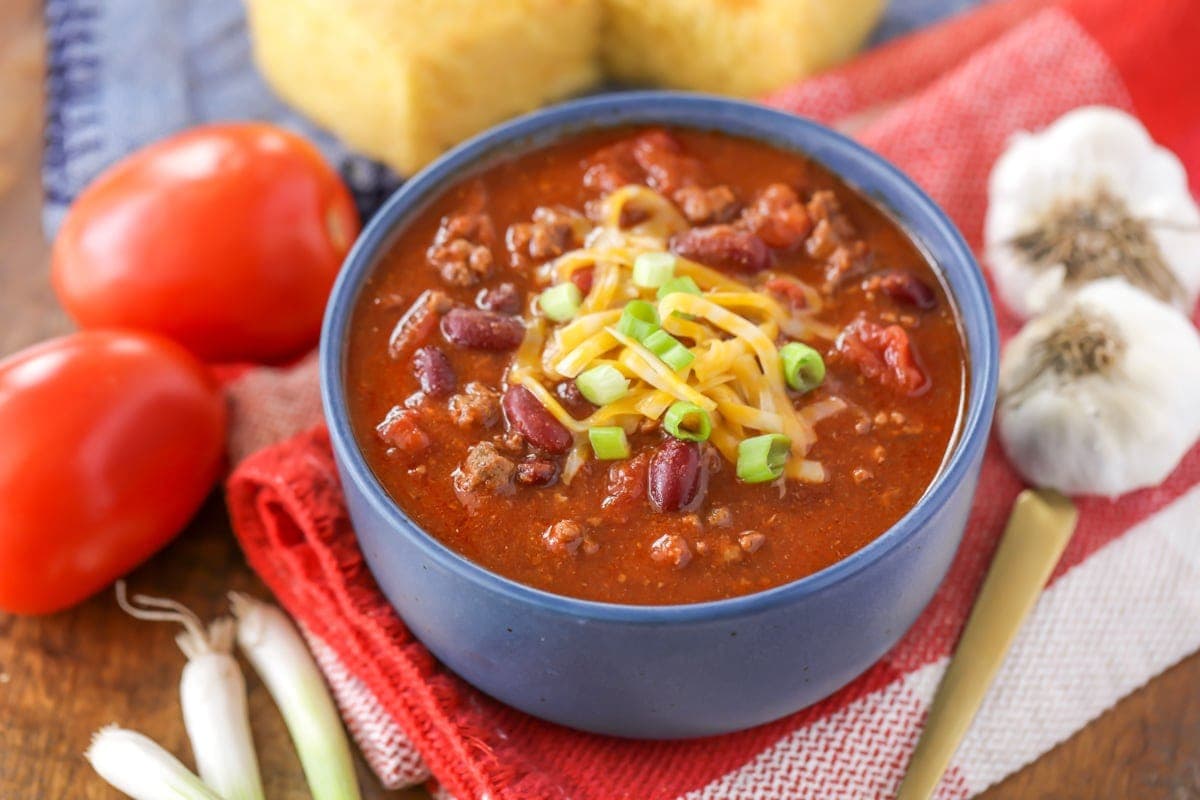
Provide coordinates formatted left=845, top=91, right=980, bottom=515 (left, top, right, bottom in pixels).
left=648, top=438, right=707, bottom=513
left=502, top=385, right=572, bottom=454
left=441, top=308, right=525, bottom=350
left=742, top=184, right=811, bottom=249
left=879, top=270, right=938, bottom=310
left=411, top=346, right=456, bottom=397
left=555, top=380, right=595, bottom=419
left=475, top=282, right=522, bottom=314
left=670, top=225, right=770, bottom=274
left=632, top=130, right=703, bottom=195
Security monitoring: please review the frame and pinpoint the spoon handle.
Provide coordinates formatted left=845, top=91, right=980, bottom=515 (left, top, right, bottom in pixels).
left=896, top=488, right=1079, bottom=800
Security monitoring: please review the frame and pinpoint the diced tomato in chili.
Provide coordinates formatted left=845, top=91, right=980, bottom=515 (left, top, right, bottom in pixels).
left=837, top=318, right=929, bottom=395
left=376, top=406, right=431, bottom=456
left=569, top=267, right=594, bottom=296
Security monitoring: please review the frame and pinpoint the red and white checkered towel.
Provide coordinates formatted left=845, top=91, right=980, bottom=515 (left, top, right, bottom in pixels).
left=225, top=0, right=1200, bottom=796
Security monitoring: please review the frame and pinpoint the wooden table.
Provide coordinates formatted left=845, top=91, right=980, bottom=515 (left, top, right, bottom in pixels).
left=1, top=3, right=1197, bottom=797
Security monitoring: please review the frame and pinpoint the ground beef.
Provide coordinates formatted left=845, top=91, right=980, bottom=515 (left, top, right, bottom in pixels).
left=706, top=506, right=733, bottom=528
left=582, top=140, right=643, bottom=194
left=493, top=428, right=525, bottom=452
left=649, top=533, right=692, bottom=569
left=506, top=206, right=589, bottom=268
left=516, top=457, right=559, bottom=487
left=824, top=241, right=870, bottom=291
left=543, top=519, right=586, bottom=555
left=428, top=212, right=496, bottom=287
left=738, top=530, right=766, bottom=553
left=804, top=190, right=856, bottom=258
left=447, top=381, right=501, bottom=429
left=581, top=129, right=703, bottom=196
left=800, top=190, right=870, bottom=290
left=453, top=441, right=515, bottom=497
left=673, top=184, right=740, bottom=225
left=741, top=184, right=812, bottom=249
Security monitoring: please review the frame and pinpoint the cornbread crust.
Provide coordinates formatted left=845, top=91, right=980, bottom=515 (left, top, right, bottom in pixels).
left=601, top=0, right=886, bottom=97
left=245, top=0, right=602, bottom=174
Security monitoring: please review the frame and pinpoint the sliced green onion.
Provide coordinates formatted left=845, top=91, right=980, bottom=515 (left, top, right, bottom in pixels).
left=663, top=401, right=712, bottom=442
left=780, top=342, right=826, bottom=393
left=656, top=275, right=702, bottom=300
left=576, top=365, right=629, bottom=405
left=616, top=299, right=660, bottom=341
left=231, top=594, right=361, bottom=800
left=632, top=252, right=677, bottom=289
left=538, top=282, right=582, bottom=322
left=737, top=434, right=791, bottom=483
left=588, top=426, right=630, bottom=459
left=643, top=329, right=695, bottom=372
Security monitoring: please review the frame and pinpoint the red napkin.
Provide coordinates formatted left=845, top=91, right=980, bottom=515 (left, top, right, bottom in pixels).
left=226, top=1, right=1200, bottom=797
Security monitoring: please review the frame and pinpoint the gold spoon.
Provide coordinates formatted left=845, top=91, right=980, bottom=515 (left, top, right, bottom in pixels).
left=896, top=488, right=1079, bottom=799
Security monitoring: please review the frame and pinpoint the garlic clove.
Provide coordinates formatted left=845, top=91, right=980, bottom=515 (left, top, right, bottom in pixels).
left=998, top=278, right=1200, bottom=496
left=985, top=106, right=1200, bottom=319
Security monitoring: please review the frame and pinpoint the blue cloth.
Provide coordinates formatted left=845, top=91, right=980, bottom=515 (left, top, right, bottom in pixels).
left=42, top=0, right=986, bottom=235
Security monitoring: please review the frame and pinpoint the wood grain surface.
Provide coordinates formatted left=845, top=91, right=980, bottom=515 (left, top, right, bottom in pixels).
left=0, top=2, right=1197, bottom=798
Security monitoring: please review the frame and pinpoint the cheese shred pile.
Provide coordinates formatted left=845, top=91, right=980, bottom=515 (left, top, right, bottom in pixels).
left=508, top=185, right=844, bottom=483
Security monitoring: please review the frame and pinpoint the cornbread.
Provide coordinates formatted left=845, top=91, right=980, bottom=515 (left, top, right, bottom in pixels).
left=245, top=0, right=885, bottom=174
left=602, top=0, right=886, bottom=97
left=244, top=0, right=602, bottom=175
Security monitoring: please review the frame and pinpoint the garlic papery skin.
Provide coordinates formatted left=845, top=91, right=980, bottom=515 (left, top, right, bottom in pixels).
left=998, top=279, right=1200, bottom=496
left=985, top=106, right=1200, bottom=319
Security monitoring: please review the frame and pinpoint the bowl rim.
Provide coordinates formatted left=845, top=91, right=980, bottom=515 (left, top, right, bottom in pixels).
left=320, top=90, right=998, bottom=625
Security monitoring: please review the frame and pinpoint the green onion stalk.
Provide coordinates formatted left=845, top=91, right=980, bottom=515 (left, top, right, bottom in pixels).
left=85, top=726, right=222, bottom=800
left=114, top=583, right=265, bottom=800
left=230, top=593, right=362, bottom=800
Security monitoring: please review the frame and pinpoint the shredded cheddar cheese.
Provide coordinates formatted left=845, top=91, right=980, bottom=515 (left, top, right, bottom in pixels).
left=511, top=184, right=842, bottom=483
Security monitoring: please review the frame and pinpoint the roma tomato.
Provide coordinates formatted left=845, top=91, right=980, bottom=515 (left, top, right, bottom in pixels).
left=52, top=123, right=360, bottom=363
left=0, top=331, right=226, bottom=614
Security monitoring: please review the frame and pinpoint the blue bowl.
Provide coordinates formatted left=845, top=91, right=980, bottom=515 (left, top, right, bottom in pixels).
left=321, top=92, right=998, bottom=738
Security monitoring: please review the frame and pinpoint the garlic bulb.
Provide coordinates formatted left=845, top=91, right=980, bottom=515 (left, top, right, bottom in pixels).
left=998, top=279, right=1200, bottom=496
left=985, top=106, right=1200, bottom=319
